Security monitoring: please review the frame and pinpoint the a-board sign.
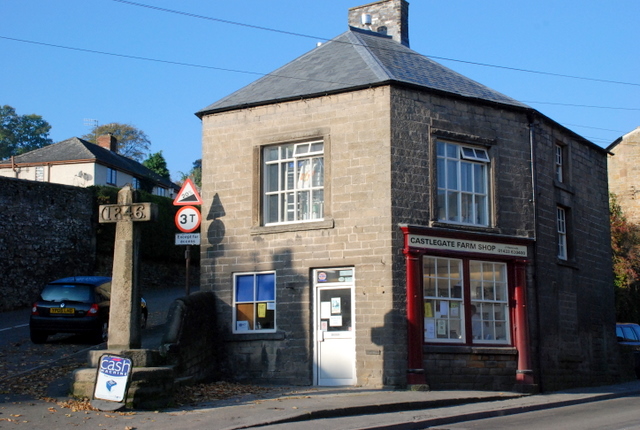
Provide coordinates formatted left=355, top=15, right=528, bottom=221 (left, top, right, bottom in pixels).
left=93, top=354, right=133, bottom=403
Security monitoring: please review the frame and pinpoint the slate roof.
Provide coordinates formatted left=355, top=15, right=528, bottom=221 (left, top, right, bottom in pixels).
left=4, top=137, right=177, bottom=190
left=197, top=28, right=529, bottom=117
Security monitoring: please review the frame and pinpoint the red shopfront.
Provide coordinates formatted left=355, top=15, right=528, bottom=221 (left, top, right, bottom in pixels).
left=401, top=225, right=536, bottom=391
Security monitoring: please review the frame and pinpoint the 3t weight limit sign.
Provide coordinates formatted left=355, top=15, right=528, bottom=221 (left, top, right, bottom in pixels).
left=175, top=206, right=201, bottom=233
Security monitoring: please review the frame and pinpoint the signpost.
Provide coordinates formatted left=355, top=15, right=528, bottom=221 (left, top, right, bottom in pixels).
left=174, top=179, right=202, bottom=295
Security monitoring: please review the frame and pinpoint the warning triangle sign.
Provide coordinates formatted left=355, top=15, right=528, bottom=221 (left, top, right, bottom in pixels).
left=173, top=178, right=203, bottom=206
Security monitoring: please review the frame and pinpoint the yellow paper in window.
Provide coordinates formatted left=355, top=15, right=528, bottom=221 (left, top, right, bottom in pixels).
left=424, top=302, right=433, bottom=318
left=258, top=303, right=267, bottom=318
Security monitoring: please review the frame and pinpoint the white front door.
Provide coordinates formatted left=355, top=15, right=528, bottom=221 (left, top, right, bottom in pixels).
left=313, top=268, right=356, bottom=386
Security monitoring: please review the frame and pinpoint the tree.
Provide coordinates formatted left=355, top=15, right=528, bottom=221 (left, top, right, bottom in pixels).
left=610, top=193, right=640, bottom=323
left=143, top=151, right=171, bottom=180
left=0, top=105, right=53, bottom=159
left=82, top=123, right=150, bottom=162
left=179, top=158, right=201, bottom=187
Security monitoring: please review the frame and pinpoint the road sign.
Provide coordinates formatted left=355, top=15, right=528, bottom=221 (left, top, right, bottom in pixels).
left=174, top=178, right=202, bottom=206
left=175, top=205, right=201, bottom=233
left=175, top=233, right=201, bottom=245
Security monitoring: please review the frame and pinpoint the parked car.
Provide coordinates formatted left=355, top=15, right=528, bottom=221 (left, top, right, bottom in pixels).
left=616, top=322, right=640, bottom=378
left=29, top=276, right=148, bottom=344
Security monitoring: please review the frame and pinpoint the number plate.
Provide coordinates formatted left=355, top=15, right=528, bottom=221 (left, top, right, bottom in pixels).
left=50, top=307, right=75, bottom=314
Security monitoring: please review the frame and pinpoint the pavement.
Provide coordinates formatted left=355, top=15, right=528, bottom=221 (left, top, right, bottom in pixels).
left=3, top=293, right=640, bottom=429
left=2, top=377, right=640, bottom=429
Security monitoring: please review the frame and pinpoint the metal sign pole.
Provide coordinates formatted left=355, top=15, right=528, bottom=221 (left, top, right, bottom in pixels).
left=185, top=245, right=191, bottom=295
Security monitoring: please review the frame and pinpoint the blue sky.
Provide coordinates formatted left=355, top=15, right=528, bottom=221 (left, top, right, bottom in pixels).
left=1, top=1, right=638, bottom=181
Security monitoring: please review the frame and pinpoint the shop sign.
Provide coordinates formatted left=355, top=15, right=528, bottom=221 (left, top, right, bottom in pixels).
left=407, top=234, right=528, bottom=257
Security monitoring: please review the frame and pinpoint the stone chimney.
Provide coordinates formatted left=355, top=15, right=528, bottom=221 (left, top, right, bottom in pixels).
left=348, top=0, right=410, bottom=47
left=97, top=134, right=118, bottom=152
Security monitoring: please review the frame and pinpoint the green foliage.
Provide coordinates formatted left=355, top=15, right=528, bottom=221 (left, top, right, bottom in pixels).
left=0, top=105, right=53, bottom=159
left=610, top=193, right=640, bottom=323
left=143, top=151, right=171, bottom=180
left=82, top=123, right=151, bottom=162
left=91, top=186, right=199, bottom=264
left=179, top=159, right=202, bottom=187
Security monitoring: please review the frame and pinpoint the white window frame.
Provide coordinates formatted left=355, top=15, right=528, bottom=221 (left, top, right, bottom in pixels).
left=35, top=166, right=44, bottom=182
left=555, top=144, right=564, bottom=183
left=557, top=206, right=568, bottom=260
left=232, top=271, right=276, bottom=333
left=263, top=141, right=324, bottom=225
left=107, top=168, right=117, bottom=185
left=423, top=256, right=510, bottom=345
left=437, top=141, right=490, bottom=226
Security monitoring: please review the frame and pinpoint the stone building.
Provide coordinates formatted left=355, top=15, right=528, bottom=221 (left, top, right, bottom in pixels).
left=608, top=127, right=640, bottom=224
left=196, top=0, right=621, bottom=392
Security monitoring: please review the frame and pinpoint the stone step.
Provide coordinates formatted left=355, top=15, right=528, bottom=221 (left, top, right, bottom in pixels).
left=72, top=365, right=175, bottom=409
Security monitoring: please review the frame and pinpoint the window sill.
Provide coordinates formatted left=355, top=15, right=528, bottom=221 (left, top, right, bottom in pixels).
left=251, top=218, right=334, bottom=235
left=225, top=331, right=286, bottom=342
left=424, top=344, right=517, bottom=355
left=553, top=180, right=574, bottom=194
left=557, top=258, right=579, bottom=269
left=429, top=221, right=501, bottom=235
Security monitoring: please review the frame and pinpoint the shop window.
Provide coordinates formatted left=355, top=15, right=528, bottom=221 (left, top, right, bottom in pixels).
left=233, top=272, right=276, bottom=333
left=35, top=166, right=44, bottom=182
left=436, top=141, right=490, bottom=226
left=557, top=206, right=568, bottom=260
left=423, top=256, right=510, bottom=345
left=263, top=141, right=324, bottom=225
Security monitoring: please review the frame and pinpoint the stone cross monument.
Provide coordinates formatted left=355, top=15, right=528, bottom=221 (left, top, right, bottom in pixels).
left=99, top=185, right=157, bottom=350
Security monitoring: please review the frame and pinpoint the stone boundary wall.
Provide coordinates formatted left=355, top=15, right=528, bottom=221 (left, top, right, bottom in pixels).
left=0, top=177, right=95, bottom=311
left=161, top=291, right=219, bottom=382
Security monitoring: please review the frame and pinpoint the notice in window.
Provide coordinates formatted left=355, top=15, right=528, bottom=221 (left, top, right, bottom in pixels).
left=437, top=320, right=447, bottom=336
left=424, top=302, right=433, bottom=318
left=321, top=302, right=331, bottom=319
left=440, top=302, right=449, bottom=316
left=258, top=303, right=267, bottom=318
left=425, top=319, right=436, bottom=339
left=237, top=321, right=249, bottom=331
left=330, top=315, right=342, bottom=327
left=331, top=297, right=341, bottom=314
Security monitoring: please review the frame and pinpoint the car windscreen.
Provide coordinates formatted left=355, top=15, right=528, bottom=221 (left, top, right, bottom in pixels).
left=40, top=284, right=94, bottom=303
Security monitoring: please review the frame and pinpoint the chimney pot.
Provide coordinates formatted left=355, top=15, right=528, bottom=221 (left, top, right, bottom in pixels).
left=349, top=0, right=410, bottom=47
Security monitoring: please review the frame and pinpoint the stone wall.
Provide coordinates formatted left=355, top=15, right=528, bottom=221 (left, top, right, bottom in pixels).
left=0, top=177, right=95, bottom=311
left=0, top=177, right=199, bottom=311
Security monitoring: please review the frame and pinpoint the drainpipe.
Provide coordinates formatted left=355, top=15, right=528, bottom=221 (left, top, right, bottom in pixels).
left=11, top=156, right=18, bottom=178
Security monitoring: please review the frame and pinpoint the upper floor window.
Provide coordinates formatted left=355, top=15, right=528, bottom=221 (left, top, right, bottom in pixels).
left=557, top=206, right=568, bottom=260
left=132, top=177, right=140, bottom=189
left=233, top=271, right=276, bottom=333
left=437, top=141, right=490, bottom=226
left=555, top=144, right=564, bottom=183
left=107, top=168, right=117, bottom=185
left=155, top=187, right=167, bottom=197
left=263, top=141, right=324, bottom=225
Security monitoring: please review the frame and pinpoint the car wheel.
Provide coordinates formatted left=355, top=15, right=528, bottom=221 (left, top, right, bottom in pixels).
left=30, top=329, right=48, bottom=344
left=94, top=322, right=108, bottom=344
